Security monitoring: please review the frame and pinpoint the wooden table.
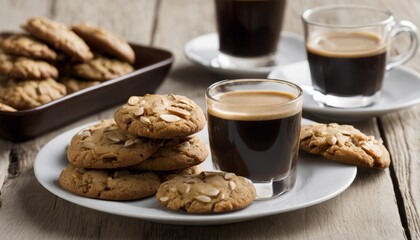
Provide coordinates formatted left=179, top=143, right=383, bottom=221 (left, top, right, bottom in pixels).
left=0, top=0, right=419, bottom=239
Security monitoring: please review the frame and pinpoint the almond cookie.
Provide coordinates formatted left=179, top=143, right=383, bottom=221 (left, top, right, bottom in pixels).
left=300, top=123, right=391, bottom=168
left=132, top=136, right=208, bottom=171
left=0, top=78, right=66, bottom=110
left=72, top=23, right=135, bottom=64
left=0, top=34, right=57, bottom=60
left=59, top=164, right=160, bottom=200
left=0, top=52, right=58, bottom=79
left=156, top=171, right=256, bottom=213
left=22, top=17, right=93, bottom=62
left=0, top=102, right=17, bottom=112
left=59, top=76, right=100, bottom=93
left=72, top=55, right=134, bottom=82
left=67, top=119, right=162, bottom=169
left=114, top=94, right=206, bottom=139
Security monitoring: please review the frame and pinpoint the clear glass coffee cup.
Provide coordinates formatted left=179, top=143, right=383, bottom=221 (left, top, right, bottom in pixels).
left=302, top=5, right=418, bottom=108
left=205, top=79, right=303, bottom=199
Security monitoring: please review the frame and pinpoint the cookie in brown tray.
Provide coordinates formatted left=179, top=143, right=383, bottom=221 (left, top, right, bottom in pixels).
left=132, top=135, right=208, bottom=171
left=71, top=54, right=134, bottom=82
left=156, top=171, right=256, bottom=213
left=0, top=51, right=58, bottom=79
left=22, top=16, right=93, bottom=62
left=67, top=119, right=162, bottom=169
left=59, top=76, right=100, bottom=94
left=0, top=78, right=66, bottom=110
left=114, top=94, right=206, bottom=139
left=300, top=123, right=391, bottom=168
left=0, top=34, right=57, bottom=60
left=59, top=164, right=161, bottom=201
left=72, top=22, right=135, bottom=64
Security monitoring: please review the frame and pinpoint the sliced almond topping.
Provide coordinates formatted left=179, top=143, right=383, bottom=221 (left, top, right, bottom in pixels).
left=179, top=99, right=192, bottom=106
left=167, top=106, right=191, bottom=117
left=78, top=130, right=91, bottom=137
left=195, top=195, right=211, bottom=203
left=185, top=178, right=198, bottom=184
left=326, top=136, right=337, bottom=145
left=159, top=196, right=169, bottom=202
left=140, top=116, right=152, bottom=125
left=168, top=93, right=178, bottom=101
left=82, top=141, right=95, bottom=149
left=160, top=114, right=181, bottom=123
left=229, top=181, right=236, bottom=191
left=200, top=187, right=220, bottom=196
left=139, top=100, right=146, bottom=105
left=184, top=184, right=191, bottom=194
left=173, top=103, right=193, bottom=111
left=178, top=141, right=191, bottom=151
left=217, top=192, right=225, bottom=201
left=107, top=135, right=121, bottom=143
left=169, top=186, right=178, bottom=192
left=224, top=172, right=235, bottom=180
left=340, top=130, right=351, bottom=136
left=124, top=139, right=137, bottom=147
left=134, top=107, right=144, bottom=116
left=128, top=96, right=140, bottom=106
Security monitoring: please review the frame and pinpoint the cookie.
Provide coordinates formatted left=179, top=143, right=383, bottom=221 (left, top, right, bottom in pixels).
left=114, top=94, right=206, bottom=139
left=67, top=119, right=162, bottom=169
left=59, top=76, right=100, bottom=93
left=300, top=123, right=391, bottom=168
left=0, top=52, right=58, bottom=79
left=0, top=34, right=57, bottom=60
left=0, top=78, right=66, bottom=110
left=72, top=55, right=134, bottom=81
left=59, top=164, right=160, bottom=200
left=71, top=23, right=135, bottom=64
left=156, top=171, right=256, bottom=213
left=0, top=102, right=17, bottom=112
left=132, top=135, right=208, bottom=171
left=22, top=17, right=93, bottom=62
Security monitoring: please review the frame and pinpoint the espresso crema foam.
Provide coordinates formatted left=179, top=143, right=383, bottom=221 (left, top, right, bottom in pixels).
left=207, top=90, right=301, bottom=121
left=306, top=32, right=387, bottom=58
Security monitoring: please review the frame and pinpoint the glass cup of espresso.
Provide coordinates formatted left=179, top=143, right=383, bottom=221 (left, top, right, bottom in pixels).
left=206, top=79, right=303, bottom=199
left=302, top=5, right=418, bottom=108
left=213, top=0, right=287, bottom=68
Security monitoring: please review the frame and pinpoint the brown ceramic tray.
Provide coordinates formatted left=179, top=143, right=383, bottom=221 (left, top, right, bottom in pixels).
left=0, top=43, right=173, bottom=142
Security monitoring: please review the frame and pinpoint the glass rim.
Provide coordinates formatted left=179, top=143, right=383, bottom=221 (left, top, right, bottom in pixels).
left=302, top=5, right=395, bottom=28
left=205, top=79, right=303, bottom=107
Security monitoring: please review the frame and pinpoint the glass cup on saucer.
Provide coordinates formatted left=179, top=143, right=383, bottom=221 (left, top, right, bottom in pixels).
left=213, top=0, right=287, bottom=69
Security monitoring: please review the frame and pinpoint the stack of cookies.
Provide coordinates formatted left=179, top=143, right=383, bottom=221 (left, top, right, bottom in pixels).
left=0, top=16, right=135, bottom=111
left=59, top=94, right=257, bottom=213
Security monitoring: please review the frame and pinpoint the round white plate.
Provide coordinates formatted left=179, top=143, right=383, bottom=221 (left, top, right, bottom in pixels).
left=34, top=119, right=356, bottom=225
left=269, top=61, right=420, bottom=121
left=184, top=32, right=306, bottom=77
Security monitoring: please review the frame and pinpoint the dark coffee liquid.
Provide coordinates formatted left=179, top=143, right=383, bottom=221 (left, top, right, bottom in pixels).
left=215, top=0, right=286, bottom=57
left=307, top=32, right=387, bottom=96
left=207, top=91, right=301, bottom=181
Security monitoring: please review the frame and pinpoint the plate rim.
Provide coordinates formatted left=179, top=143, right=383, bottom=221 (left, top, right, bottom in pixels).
left=34, top=119, right=357, bottom=225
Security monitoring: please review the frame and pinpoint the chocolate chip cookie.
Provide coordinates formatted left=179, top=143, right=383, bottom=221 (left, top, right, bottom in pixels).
left=59, top=76, right=100, bottom=93
left=156, top=171, right=256, bottom=213
left=0, top=78, right=66, bottom=110
left=59, top=164, right=160, bottom=200
left=132, top=135, right=208, bottom=171
left=72, top=23, right=135, bottom=64
left=300, top=123, right=391, bottom=168
left=22, top=17, right=93, bottom=62
left=72, top=55, right=134, bottom=81
left=67, top=119, right=162, bottom=169
left=114, top=94, right=206, bottom=139
left=0, top=51, right=58, bottom=79
left=0, top=34, right=57, bottom=60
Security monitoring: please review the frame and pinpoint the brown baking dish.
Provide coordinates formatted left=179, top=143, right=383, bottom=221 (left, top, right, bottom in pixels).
left=0, top=43, right=173, bottom=142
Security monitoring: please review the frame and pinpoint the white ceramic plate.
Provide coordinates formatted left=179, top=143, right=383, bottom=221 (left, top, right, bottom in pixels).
left=184, top=32, right=306, bottom=77
left=269, top=61, right=420, bottom=121
left=34, top=119, right=356, bottom=225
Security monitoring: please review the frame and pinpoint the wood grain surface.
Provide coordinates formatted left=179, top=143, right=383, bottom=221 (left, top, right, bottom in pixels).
left=0, top=0, right=419, bottom=239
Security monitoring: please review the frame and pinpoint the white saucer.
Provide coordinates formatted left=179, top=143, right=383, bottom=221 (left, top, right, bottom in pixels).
left=34, top=119, right=356, bottom=225
left=268, top=61, right=420, bottom=121
left=184, top=32, right=306, bottom=77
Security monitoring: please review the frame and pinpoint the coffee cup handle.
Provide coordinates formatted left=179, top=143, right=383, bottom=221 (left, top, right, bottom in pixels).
left=386, top=21, right=419, bottom=71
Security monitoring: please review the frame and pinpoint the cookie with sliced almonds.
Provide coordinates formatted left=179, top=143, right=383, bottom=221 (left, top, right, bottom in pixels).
left=132, top=135, right=208, bottom=171
left=300, top=123, right=390, bottom=168
left=67, top=119, right=162, bottom=169
left=59, top=164, right=160, bottom=200
left=114, top=94, right=206, bottom=139
left=156, top=171, right=256, bottom=213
